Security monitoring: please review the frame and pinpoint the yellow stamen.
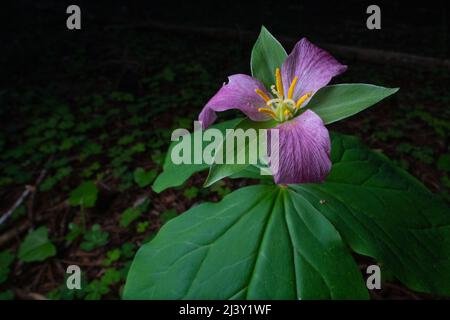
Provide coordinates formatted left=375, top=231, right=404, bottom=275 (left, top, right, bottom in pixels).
left=255, top=89, right=270, bottom=102
left=266, top=98, right=281, bottom=107
left=284, top=109, right=292, bottom=119
left=275, top=68, right=284, bottom=99
left=258, top=107, right=277, bottom=119
left=287, top=76, right=298, bottom=99
left=296, top=92, right=312, bottom=109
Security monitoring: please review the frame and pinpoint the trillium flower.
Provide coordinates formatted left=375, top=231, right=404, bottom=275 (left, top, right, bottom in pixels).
left=198, top=38, right=347, bottom=184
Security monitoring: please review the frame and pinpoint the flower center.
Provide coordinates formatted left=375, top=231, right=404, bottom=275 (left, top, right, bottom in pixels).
left=255, top=68, right=312, bottom=122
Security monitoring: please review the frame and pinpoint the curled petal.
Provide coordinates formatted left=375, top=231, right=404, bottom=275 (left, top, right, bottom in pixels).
left=281, top=38, right=347, bottom=103
left=269, top=110, right=331, bottom=184
left=199, top=74, right=271, bottom=128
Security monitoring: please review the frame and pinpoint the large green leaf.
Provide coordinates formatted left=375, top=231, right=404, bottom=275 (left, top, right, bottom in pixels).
left=307, top=84, right=399, bottom=124
left=124, top=184, right=368, bottom=299
left=250, top=26, right=287, bottom=89
left=152, top=119, right=242, bottom=193
left=125, top=132, right=450, bottom=299
left=292, top=133, right=450, bottom=296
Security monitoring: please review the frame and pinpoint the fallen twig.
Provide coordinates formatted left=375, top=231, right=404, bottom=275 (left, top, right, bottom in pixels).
left=0, top=157, right=52, bottom=226
left=0, top=186, right=33, bottom=225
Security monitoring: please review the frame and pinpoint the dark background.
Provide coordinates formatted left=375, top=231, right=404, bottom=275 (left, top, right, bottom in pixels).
left=1, top=0, right=449, bottom=86
left=0, top=1, right=449, bottom=300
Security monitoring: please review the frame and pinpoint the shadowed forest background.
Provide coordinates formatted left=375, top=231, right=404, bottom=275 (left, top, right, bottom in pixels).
left=0, top=0, right=449, bottom=299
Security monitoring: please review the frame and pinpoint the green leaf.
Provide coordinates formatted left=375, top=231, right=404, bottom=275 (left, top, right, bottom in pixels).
left=250, top=26, right=287, bottom=89
left=85, top=280, right=109, bottom=300
left=18, top=226, right=57, bottom=262
left=290, top=133, right=450, bottom=296
left=204, top=118, right=275, bottom=187
left=101, top=268, right=121, bottom=286
left=120, top=199, right=149, bottom=228
left=134, top=168, right=157, bottom=187
left=65, top=223, right=82, bottom=243
left=120, top=208, right=142, bottom=228
left=124, top=133, right=450, bottom=299
left=102, top=249, right=121, bottom=266
left=152, top=119, right=242, bottom=193
left=124, top=185, right=367, bottom=299
left=120, top=243, right=136, bottom=259
left=183, top=186, right=199, bottom=200
left=307, top=84, right=399, bottom=124
left=69, top=181, right=98, bottom=208
left=80, top=224, right=109, bottom=251
left=136, top=221, right=150, bottom=233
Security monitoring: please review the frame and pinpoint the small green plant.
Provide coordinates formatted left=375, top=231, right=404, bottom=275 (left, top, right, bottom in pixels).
left=133, top=167, right=157, bottom=187
left=183, top=186, right=199, bottom=200
left=40, top=167, right=73, bottom=192
left=47, top=275, right=88, bottom=300
left=84, top=268, right=122, bottom=300
left=102, top=249, right=121, bottom=266
left=81, top=162, right=101, bottom=178
left=65, top=223, right=83, bottom=243
left=118, top=135, right=135, bottom=146
left=18, top=226, right=56, bottom=262
left=69, top=181, right=98, bottom=208
left=69, top=181, right=98, bottom=231
left=120, top=208, right=141, bottom=228
left=80, top=224, right=109, bottom=251
left=119, top=199, right=150, bottom=228
left=136, top=221, right=150, bottom=233
left=120, top=243, right=136, bottom=260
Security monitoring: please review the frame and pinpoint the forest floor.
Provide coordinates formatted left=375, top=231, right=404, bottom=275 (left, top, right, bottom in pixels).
left=0, top=28, right=449, bottom=300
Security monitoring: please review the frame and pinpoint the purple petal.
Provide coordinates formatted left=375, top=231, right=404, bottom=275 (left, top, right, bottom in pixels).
left=281, top=38, right=347, bottom=102
left=199, top=74, right=271, bottom=128
left=268, top=110, right=331, bottom=184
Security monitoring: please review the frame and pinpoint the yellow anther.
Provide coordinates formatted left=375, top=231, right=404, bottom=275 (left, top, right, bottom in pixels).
left=283, top=109, right=292, bottom=120
left=296, top=92, right=312, bottom=109
left=287, top=77, right=298, bottom=99
left=275, top=68, right=284, bottom=99
left=255, top=89, right=270, bottom=102
left=258, top=107, right=277, bottom=119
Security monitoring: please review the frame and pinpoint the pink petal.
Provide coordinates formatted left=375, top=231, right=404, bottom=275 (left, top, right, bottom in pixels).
left=199, top=74, right=271, bottom=128
left=269, top=110, right=331, bottom=184
left=281, top=38, right=347, bottom=103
